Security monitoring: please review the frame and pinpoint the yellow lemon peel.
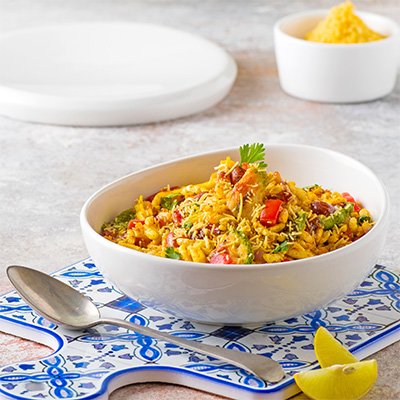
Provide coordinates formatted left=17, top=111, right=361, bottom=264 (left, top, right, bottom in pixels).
left=314, top=326, right=358, bottom=367
left=294, top=360, right=378, bottom=400
left=294, top=327, right=378, bottom=400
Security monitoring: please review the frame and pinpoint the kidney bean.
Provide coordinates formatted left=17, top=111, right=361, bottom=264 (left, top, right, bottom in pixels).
left=308, top=217, right=321, bottom=233
left=253, top=249, right=266, bottom=264
left=311, top=201, right=335, bottom=216
left=135, top=237, right=150, bottom=247
left=230, top=166, right=245, bottom=185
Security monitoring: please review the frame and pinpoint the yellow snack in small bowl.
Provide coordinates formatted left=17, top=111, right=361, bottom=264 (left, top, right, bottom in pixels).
left=306, top=1, right=386, bottom=43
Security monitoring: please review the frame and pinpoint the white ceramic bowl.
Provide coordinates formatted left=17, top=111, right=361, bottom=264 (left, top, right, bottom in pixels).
left=274, top=10, right=400, bottom=103
left=81, top=145, right=389, bottom=325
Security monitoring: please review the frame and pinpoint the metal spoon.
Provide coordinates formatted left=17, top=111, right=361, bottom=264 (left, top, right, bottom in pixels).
left=6, top=265, right=284, bottom=383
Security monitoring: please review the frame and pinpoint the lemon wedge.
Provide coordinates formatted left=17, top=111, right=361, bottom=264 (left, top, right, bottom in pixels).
left=314, top=326, right=358, bottom=368
left=294, top=360, right=378, bottom=400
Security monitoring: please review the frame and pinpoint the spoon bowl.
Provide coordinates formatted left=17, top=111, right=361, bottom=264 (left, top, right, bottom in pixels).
left=7, top=265, right=100, bottom=329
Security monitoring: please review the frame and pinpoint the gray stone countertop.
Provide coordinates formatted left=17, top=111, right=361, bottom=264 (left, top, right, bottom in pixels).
left=0, top=1, right=399, bottom=399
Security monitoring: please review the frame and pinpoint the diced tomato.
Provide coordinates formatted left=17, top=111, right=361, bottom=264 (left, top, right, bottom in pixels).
left=209, top=252, right=233, bottom=264
left=342, top=192, right=355, bottom=202
left=172, top=209, right=183, bottom=224
left=155, top=215, right=167, bottom=228
left=166, top=232, right=177, bottom=247
left=128, top=219, right=144, bottom=229
left=342, top=192, right=361, bottom=212
left=260, top=199, right=283, bottom=227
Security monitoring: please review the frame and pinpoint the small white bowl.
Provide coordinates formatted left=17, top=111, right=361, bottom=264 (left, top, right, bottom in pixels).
left=274, top=10, right=400, bottom=103
left=81, top=145, right=389, bottom=325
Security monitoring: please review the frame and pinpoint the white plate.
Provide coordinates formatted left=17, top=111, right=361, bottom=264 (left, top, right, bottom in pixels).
left=0, top=22, right=237, bottom=126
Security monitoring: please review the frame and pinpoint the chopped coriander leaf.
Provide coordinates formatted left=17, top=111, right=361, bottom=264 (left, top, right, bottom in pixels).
left=165, top=247, right=181, bottom=259
left=183, top=221, right=193, bottom=229
left=114, top=209, right=136, bottom=225
left=101, top=222, right=114, bottom=233
left=239, top=143, right=267, bottom=168
left=103, top=208, right=135, bottom=231
left=273, top=240, right=289, bottom=254
left=295, top=212, right=307, bottom=232
left=320, top=203, right=354, bottom=230
left=358, top=216, right=371, bottom=224
left=303, top=184, right=320, bottom=191
left=160, top=194, right=181, bottom=210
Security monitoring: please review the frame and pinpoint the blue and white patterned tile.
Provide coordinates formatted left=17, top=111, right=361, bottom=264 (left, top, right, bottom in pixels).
left=332, top=266, right=400, bottom=323
left=52, top=261, right=123, bottom=308
left=0, top=258, right=399, bottom=400
left=0, top=352, right=125, bottom=399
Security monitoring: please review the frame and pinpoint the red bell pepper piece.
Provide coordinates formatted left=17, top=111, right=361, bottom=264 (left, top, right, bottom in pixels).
left=209, top=252, right=233, bottom=264
left=172, top=209, right=183, bottom=224
left=260, top=199, right=283, bottom=227
left=128, top=219, right=144, bottom=229
left=342, top=192, right=361, bottom=212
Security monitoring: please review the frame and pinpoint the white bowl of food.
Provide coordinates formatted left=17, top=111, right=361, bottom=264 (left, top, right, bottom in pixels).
left=81, top=144, right=389, bottom=325
left=274, top=4, right=400, bottom=103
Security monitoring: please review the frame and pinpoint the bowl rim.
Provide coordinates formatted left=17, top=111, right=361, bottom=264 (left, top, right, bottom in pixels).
left=80, top=143, right=390, bottom=271
left=274, top=8, right=400, bottom=48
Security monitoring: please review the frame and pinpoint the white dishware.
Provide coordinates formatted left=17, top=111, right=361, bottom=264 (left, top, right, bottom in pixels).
left=0, top=23, right=237, bottom=126
left=274, top=10, right=400, bottom=103
left=81, top=144, right=389, bottom=325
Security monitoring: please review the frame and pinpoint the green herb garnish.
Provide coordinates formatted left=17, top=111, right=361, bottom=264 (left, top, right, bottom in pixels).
left=358, top=216, right=371, bottom=224
left=102, top=208, right=135, bottom=232
left=239, top=143, right=267, bottom=168
left=160, top=194, right=181, bottom=210
left=183, top=221, right=193, bottom=230
left=273, top=240, right=289, bottom=253
left=295, top=212, right=307, bottom=232
left=303, top=184, right=320, bottom=191
left=320, top=203, right=354, bottom=230
left=115, top=209, right=135, bottom=225
left=165, top=247, right=181, bottom=259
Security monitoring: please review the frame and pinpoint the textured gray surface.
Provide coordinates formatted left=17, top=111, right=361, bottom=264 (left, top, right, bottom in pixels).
left=0, top=1, right=399, bottom=399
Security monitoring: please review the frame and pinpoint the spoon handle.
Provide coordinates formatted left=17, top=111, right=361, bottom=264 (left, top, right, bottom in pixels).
left=100, top=317, right=284, bottom=383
